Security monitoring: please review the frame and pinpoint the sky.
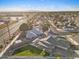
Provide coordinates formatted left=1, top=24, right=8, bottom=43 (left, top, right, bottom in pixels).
left=0, top=0, right=79, bottom=11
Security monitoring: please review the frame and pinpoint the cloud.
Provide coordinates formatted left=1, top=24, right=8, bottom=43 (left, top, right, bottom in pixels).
left=0, top=5, right=79, bottom=12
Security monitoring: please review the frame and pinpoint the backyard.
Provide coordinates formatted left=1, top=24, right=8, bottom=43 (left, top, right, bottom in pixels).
left=13, top=45, right=49, bottom=56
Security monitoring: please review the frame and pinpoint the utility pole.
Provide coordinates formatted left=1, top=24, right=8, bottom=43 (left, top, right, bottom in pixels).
left=0, top=20, right=10, bottom=48
left=5, top=21, right=11, bottom=42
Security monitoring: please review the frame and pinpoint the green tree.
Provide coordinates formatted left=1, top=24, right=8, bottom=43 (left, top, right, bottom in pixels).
left=19, top=23, right=28, bottom=31
left=26, top=19, right=33, bottom=30
left=40, top=49, right=46, bottom=56
left=19, top=20, right=33, bottom=39
left=0, top=45, right=3, bottom=51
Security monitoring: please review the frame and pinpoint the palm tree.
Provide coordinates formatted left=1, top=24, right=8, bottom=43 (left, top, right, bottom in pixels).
left=42, top=20, right=51, bottom=32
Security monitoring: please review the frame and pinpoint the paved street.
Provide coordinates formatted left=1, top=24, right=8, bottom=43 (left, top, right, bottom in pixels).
left=0, top=20, right=24, bottom=44
left=0, top=12, right=37, bottom=44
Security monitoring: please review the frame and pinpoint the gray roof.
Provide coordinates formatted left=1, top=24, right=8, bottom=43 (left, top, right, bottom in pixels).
left=26, top=26, right=43, bottom=39
left=26, top=31, right=37, bottom=39
left=47, top=36, right=70, bottom=49
left=32, top=27, right=43, bottom=35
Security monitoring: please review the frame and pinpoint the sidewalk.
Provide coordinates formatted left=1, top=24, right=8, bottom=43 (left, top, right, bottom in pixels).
left=66, top=35, right=79, bottom=45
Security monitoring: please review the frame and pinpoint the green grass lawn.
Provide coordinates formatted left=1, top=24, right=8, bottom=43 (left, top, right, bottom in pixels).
left=13, top=45, right=49, bottom=56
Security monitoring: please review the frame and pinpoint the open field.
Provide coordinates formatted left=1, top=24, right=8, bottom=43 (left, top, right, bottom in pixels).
left=0, top=21, right=17, bottom=29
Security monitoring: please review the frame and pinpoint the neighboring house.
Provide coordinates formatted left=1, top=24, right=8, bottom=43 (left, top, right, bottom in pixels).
left=63, top=26, right=78, bottom=33
left=0, top=19, right=9, bottom=23
left=48, top=29, right=58, bottom=37
left=32, top=35, right=75, bottom=57
left=32, top=26, right=43, bottom=36
left=64, top=26, right=74, bottom=31
left=26, top=31, right=37, bottom=39
left=26, top=26, right=43, bottom=39
left=35, top=36, right=70, bottom=51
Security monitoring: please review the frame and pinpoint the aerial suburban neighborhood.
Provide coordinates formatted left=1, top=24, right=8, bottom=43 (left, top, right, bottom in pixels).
left=0, top=12, right=79, bottom=59
left=0, top=0, right=79, bottom=59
